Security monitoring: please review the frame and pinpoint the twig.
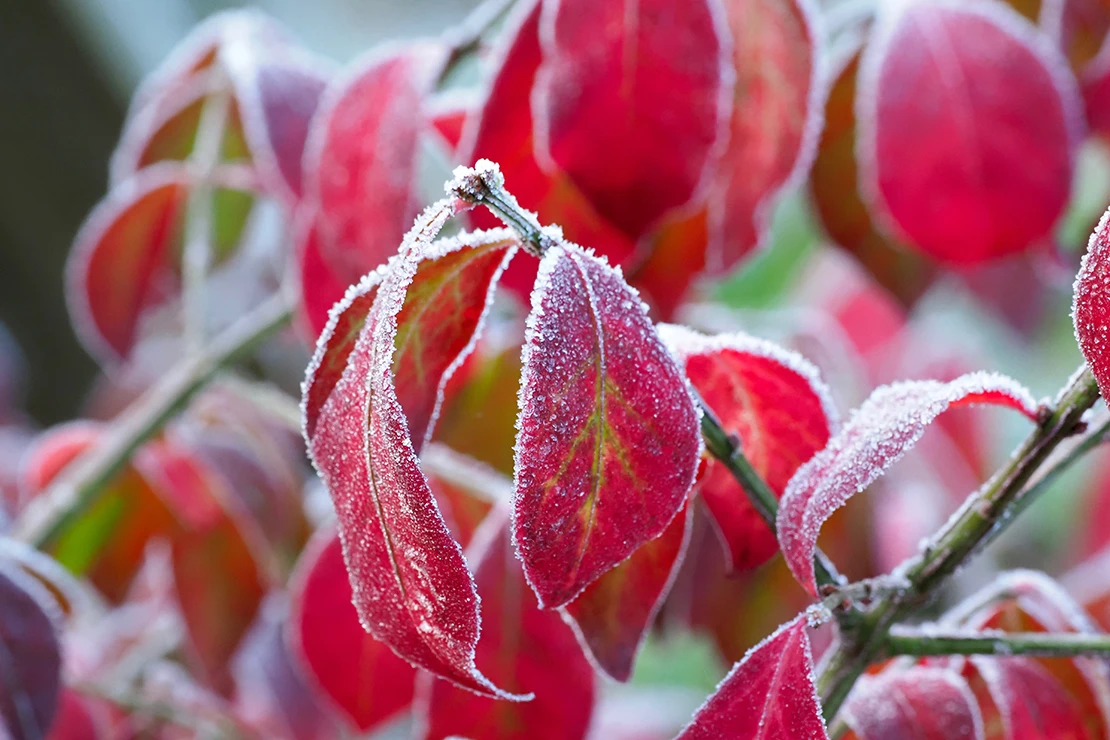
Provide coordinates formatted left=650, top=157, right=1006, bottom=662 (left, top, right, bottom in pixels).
left=886, top=626, right=1110, bottom=659
left=14, top=293, right=293, bottom=548
left=436, top=0, right=520, bottom=87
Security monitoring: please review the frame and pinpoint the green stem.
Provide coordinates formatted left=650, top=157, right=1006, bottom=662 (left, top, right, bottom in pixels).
left=887, top=628, right=1110, bottom=658
left=450, top=163, right=843, bottom=588
left=817, top=365, right=1100, bottom=720
left=14, top=293, right=293, bottom=548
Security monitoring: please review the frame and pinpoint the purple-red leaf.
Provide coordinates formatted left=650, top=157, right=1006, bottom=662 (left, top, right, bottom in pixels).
left=533, top=0, right=731, bottom=238
left=562, top=503, right=692, bottom=682
left=857, top=0, right=1082, bottom=264
left=704, top=0, right=823, bottom=273
left=419, top=516, right=595, bottom=740
left=288, top=528, right=416, bottom=733
left=675, top=614, right=828, bottom=739
left=777, top=373, right=1038, bottom=596
left=1074, top=207, right=1110, bottom=400
left=305, top=200, right=521, bottom=696
left=513, top=244, right=701, bottom=609
left=305, top=45, right=442, bottom=280
left=0, top=566, right=61, bottom=740
left=842, top=667, right=984, bottom=740
left=660, top=325, right=837, bottom=573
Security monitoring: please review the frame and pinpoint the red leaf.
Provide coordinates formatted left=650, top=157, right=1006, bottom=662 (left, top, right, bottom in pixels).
left=660, top=325, right=838, bottom=573
left=675, top=614, right=828, bottom=739
left=533, top=0, right=730, bottom=238
left=227, top=47, right=332, bottom=203
left=289, top=528, right=416, bottom=733
left=305, top=200, right=522, bottom=695
left=136, top=441, right=268, bottom=696
left=427, top=91, right=471, bottom=154
left=777, top=373, right=1038, bottom=596
left=461, top=0, right=637, bottom=301
left=1074, top=207, right=1110, bottom=400
left=972, top=657, right=1092, bottom=739
left=422, top=444, right=504, bottom=547
left=305, top=45, right=442, bottom=281
left=842, top=667, right=984, bottom=740
left=47, top=689, right=109, bottom=740
left=419, top=516, right=596, bottom=740
left=857, top=0, right=1081, bottom=264
left=703, top=0, right=822, bottom=274
left=513, top=245, right=701, bottom=608
left=562, top=503, right=692, bottom=682
left=0, top=565, right=61, bottom=740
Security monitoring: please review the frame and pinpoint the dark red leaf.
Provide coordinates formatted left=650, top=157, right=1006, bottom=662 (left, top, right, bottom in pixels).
left=1074, top=208, right=1110, bottom=399
left=305, top=200, right=521, bottom=695
left=514, top=244, right=701, bottom=608
left=628, top=211, right=709, bottom=320
left=703, top=0, right=822, bottom=274
left=419, top=516, right=595, bottom=740
left=675, top=614, right=828, bottom=739
left=288, top=528, right=415, bottom=733
left=533, top=0, right=730, bottom=238
left=461, top=0, right=637, bottom=301
left=857, top=0, right=1081, bottom=264
left=660, top=325, right=837, bottom=573
left=842, top=667, right=984, bottom=740
left=305, top=44, right=442, bottom=281
left=778, top=373, right=1038, bottom=596
left=0, top=565, right=61, bottom=740
left=563, top=503, right=692, bottom=682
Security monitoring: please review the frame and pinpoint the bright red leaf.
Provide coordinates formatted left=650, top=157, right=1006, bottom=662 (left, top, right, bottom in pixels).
left=857, top=0, right=1081, bottom=264
left=777, top=373, right=1038, bottom=596
left=703, top=0, right=822, bottom=274
left=427, top=91, right=471, bottom=154
left=46, top=689, right=108, bottom=740
left=0, top=565, right=61, bottom=740
left=660, top=325, right=838, bottom=573
left=1074, top=207, right=1110, bottom=400
left=305, top=199, right=522, bottom=696
left=562, top=503, right=692, bottom=682
left=306, top=44, right=442, bottom=281
left=675, top=614, right=828, bottom=740
left=533, top=0, right=730, bottom=238
left=289, top=528, right=416, bottom=733
left=419, top=516, right=596, bottom=740
left=972, top=656, right=1093, bottom=739
left=513, top=244, right=701, bottom=609
left=842, top=667, right=984, bottom=740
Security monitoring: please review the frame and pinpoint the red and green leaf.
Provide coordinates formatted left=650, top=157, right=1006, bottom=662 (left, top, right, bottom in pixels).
left=660, top=325, right=837, bottom=573
left=513, top=244, right=701, bottom=608
left=777, top=373, right=1038, bottom=596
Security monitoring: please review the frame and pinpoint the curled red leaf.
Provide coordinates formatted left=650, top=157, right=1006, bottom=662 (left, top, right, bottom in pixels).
left=562, top=502, right=692, bottom=682
left=675, top=614, right=829, bottom=740
left=1074, top=207, right=1110, bottom=399
left=532, top=0, right=731, bottom=238
left=777, top=373, right=1038, bottom=596
left=842, top=667, right=984, bottom=740
left=857, top=0, right=1082, bottom=264
left=661, top=325, right=837, bottom=573
left=513, top=244, right=701, bottom=609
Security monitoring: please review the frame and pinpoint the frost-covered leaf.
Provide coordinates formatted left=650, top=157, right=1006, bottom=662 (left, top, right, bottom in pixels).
left=462, top=0, right=636, bottom=301
left=857, top=0, right=1081, bottom=264
left=842, top=667, right=984, bottom=740
left=562, top=503, right=692, bottom=682
left=972, top=657, right=1091, bottom=739
left=675, top=614, right=828, bottom=739
left=704, top=0, right=822, bottom=274
left=1074, top=207, right=1110, bottom=400
left=305, top=200, right=521, bottom=696
left=419, top=516, right=595, bottom=740
left=532, top=0, right=730, bottom=238
left=661, top=325, right=837, bottom=573
left=513, top=245, right=701, bottom=609
left=288, top=528, right=415, bottom=733
left=777, top=373, right=1038, bottom=596
left=21, top=423, right=178, bottom=602
left=305, top=44, right=442, bottom=280
left=0, top=565, right=61, bottom=740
